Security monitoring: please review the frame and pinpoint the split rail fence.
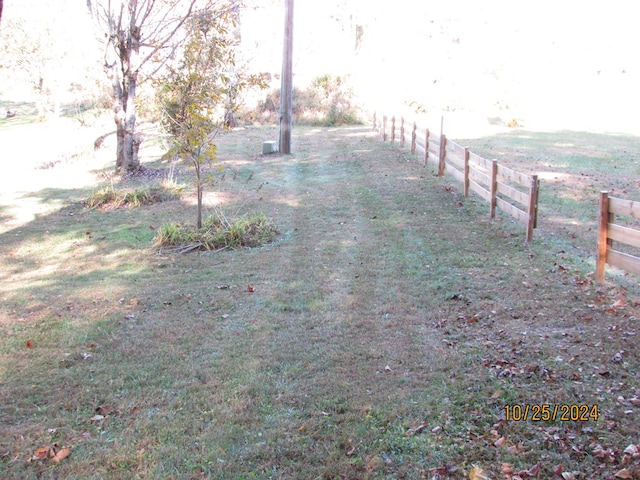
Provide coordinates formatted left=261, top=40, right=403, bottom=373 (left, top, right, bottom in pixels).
left=373, top=114, right=540, bottom=242
left=596, top=191, right=640, bottom=282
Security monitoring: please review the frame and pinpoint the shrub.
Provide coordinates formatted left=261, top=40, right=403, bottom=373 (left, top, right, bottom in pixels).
left=246, top=74, right=363, bottom=126
left=86, top=184, right=182, bottom=209
left=153, top=212, right=278, bottom=253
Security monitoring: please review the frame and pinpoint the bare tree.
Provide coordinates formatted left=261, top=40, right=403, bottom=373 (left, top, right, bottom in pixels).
left=86, top=0, right=236, bottom=172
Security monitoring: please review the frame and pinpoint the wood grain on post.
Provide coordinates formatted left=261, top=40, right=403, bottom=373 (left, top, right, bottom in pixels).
left=525, top=174, right=539, bottom=242
left=424, top=129, right=430, bottom=166
left=438, top=134, right=446, bottom=176
left=490, top=160, right=498, bottom=219
left=391, top=116, right=396, bottom=143
left=400, top=117, right=405, bottom=147
left=596, top=191, right=610, bottom=282
left=411, top=122, right=417, bottom=154
left=463, top=147, right=470, bottom=197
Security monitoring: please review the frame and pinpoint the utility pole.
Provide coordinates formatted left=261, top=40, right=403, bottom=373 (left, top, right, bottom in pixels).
left=279, top=0, right=294, bottom=154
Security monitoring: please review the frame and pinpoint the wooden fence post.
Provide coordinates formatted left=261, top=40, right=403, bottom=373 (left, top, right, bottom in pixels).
left=438, top=134, right=446, bottom=176
left=526, top=174, right=539, bottom=242
left=411, top=123, right=417, bottom=154
left=373, top=112, right=377, bottom=132
left=463, top=147, right=470, bottom=197
left=391, top=116, right=396, bottom=143
left=596, top=190, right=611, bottom=282
left=424, top=129, right=430, bottom=166
left=382, top=115, right=387, bottom=141
left=532, top=177, right=539, bottom=228
left=490, top=159, right=498, bottom=219
left=400, top=117, right=405, bottom=147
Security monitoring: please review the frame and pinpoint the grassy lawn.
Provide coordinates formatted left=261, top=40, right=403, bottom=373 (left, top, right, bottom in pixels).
left=2, top=122, right=640, bottom=479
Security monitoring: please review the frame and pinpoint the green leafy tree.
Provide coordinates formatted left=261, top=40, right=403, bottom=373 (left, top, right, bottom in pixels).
left=156, top=10, right=263, bottom=228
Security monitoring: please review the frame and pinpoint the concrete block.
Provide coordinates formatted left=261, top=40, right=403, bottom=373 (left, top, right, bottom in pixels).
left=262, top=141, right=278, bottom=155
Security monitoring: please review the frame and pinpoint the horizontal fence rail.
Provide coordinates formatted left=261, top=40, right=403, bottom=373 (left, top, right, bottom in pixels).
left=373, top=113, right=539, bottom=242
left=596, top=191, right=640, bottom=282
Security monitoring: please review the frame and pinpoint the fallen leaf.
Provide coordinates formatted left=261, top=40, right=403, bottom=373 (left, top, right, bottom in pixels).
left=90, top=414, right=105, bottom=423
left=26, top=340, right=33, bottom=348
left=345, top=445, right=355, bottom=457
left=522, top=463, right=541, bottom=476
left=247, top=284, right=255, bottom=293
left=500, top=463, right=514, bottom=475
left=624, top=444, right=640, bottom=457
left=32, top=446, right=53, bottom=460
left=469, top=466, right=490, bottom=480
left=405, top=421, right=428, bottom=436
left=615, top=469, right=633, bottom=479
left=592, top=444, right=616, bottom=462
left=95, top=405, right=114, bottom=416
left=612, top=298, right=627, bottom=308
left=52, top=447, right=71, bottom=463
left=429, top=464, right=459, bottom=477
left=494, top=436, right=506, bottom=447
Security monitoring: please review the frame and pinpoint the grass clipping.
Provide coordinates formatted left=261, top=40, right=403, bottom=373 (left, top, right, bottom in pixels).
left=152, top=212, right=278, bottom=253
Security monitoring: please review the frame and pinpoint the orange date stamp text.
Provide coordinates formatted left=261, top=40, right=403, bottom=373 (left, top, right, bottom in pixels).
left=504, top=404, right=598, bottom=422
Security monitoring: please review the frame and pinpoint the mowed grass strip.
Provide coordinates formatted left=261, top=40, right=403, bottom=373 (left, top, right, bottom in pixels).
left=1, top=126, right=640, bottom=479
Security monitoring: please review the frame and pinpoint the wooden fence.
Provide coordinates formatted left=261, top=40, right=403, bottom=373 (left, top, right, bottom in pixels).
left=373, top=113, right=540, bottom=242
left=596, top=191, right=640, bottom=282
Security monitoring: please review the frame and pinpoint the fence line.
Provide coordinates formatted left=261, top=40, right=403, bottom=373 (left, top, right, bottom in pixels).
left=373, top=113, right=539, bottom=242
left=596, top=191, right=640, bottom=282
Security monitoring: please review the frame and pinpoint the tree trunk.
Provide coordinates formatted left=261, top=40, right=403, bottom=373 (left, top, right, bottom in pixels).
left=105, top=4, right=142, bottom=174
left=114, top=106, right=126, bottom=171
left=195, top=151, right=203, bottom=229
left=108, top=68, right=141, bottom=173
left=123, top=73, right=139, bottom=172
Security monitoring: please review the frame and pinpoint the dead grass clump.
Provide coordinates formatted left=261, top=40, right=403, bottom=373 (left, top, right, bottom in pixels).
left=86, top=184, right=182, bottom=209
left=152, top=212, right=278, bottom=253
